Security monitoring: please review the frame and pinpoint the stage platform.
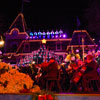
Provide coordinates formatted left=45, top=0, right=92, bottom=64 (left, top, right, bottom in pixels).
left=0, top=93, right=100, bottom=100
left=55, top=93, right=100, bottom=100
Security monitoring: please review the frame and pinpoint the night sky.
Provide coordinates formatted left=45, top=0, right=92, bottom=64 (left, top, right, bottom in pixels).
left=0, top=0, right=99, bottom=41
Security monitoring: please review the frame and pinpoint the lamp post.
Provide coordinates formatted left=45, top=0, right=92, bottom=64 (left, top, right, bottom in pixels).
left=71, top=46, right=74, bottom=53
left=82, top=38, right=84, bottom=62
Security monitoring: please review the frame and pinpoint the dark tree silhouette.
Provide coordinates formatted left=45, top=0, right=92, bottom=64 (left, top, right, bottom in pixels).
left=83, top=0, right=100, bottom=38
left=0, top=14, right=7, bottom=34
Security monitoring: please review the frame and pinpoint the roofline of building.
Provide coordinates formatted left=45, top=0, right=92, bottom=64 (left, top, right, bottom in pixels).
left=16, top=38, right=72, bottom=53
left=67, top=44, right=98, bottom=48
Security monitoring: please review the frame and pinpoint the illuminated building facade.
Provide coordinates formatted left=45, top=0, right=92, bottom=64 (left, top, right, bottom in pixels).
left=4, top=13, right=71, bottom=64
left=3, top=13, right=97, bottom=64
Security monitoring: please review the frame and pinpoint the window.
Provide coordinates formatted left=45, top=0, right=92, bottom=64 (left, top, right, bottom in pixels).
left=11, top=44, right=18, bottom=52
left=56, top=41, right=62, bottom=51
left=24, top=43, right=30, bottom=52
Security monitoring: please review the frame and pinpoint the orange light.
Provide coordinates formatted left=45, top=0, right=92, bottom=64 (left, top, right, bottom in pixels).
left=0, top=40, right=4, bottom=46
left=32, top=61, right=35, bottom=64
left=0, top=36, right=4, bottom=47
